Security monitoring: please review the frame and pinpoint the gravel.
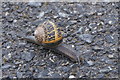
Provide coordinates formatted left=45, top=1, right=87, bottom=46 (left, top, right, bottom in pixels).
left=79, top=34, right=94, bottom=43
left=2, top=2, right=119, bottom=78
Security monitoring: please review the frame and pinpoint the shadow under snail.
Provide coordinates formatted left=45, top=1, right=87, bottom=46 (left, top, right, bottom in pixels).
left=21, top=20, right=80, bottom=62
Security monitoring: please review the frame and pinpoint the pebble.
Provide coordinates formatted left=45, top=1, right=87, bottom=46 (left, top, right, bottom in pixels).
left=69, top=75, right=76, bottom=78
left=88, top=23, right=97, bottom=29
left=108, top=54, right=114, bottom=58
left=37, top=12, right=45, bottom=18
left=13, top=20, right=17, bottom=23
left=58, top=12, right=69, bottom=18
left=1, top=64, right=12, bottom=69
left=3, top=53, right=12, bottom=61
left=100, top=68, right=110, bottom=73
left=37, top=70, right=49, bottom=78
left=97, top=12, right=103, bottom=16
left=72, top=45, right=75, bottom=48
left=87, top=60, right=94, bottom=66
left=97, top=74, right=104, bottom=78
left=62, top=66, right=71, bottom=73
left=16, top=72, right=23, bottom=78
left=19, top=42, right=26, bottom=47
left=21, top=52, right=35, bottom=62
left=105, top=35, right=114, bottom=43
left=6, top=46, right=10, bottom=49
left=93, top=46, right=103, bottom=51
left=28, top=2, right=42, bottom=7
left=79, top=34, right=93, bottom=43
left=51, top=73, right=61, bottom=78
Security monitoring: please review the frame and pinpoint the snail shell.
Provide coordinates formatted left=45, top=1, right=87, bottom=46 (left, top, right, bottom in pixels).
left=34, top=20, right=63, bottom=47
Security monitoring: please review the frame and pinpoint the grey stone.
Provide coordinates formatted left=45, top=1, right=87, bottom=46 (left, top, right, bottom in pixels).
left=105, top=35, right=114, bottom=43
left=19, top=42, right=26, bottom=47
left=87, top=60, right=94, bottom=66
left=17, top=72, right=23, bottom=78
left=97, top=74, right=104, bottom=78
left=51, top=73, right=61, bottom=78
left=37, top=12, right=45, bottom=18
left=100, top=68, right=110, bottom=73
left=1, top=64, right=12, bottom=69
left=88, top=23, right=97, bottom=29
left=79, top=34, right=93, bottom=43
left=93, top=46, right=104, bottom=51
left=62, top=66, right=71, bottom=73
left=37, top=70, right=49, bottom=78
left=58, top=12, right=69, bottom=18
left=28, top=2, right=42, bottom=7
left=21, top=52, right=35, bottom=61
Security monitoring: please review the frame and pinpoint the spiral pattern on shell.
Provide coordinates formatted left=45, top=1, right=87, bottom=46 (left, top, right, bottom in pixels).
left=34, top=20, right=63, bottom=44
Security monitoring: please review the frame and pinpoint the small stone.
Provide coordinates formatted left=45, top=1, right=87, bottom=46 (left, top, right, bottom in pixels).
left=108, top=54, right=114, bottom=58
left=78, top=27, right=83, bottom=34
left=6, top=46, right=10, bottom=49
left=37, top=70, right=49, bottom=78
left=28, top=1, right=42, bottom=7
left=69, top=75, right=76, bottom=78
left=1, top=64, right=12, bottom=69
left=53, top=15, right=58, bottom=18
left=19, top=42, right=26, bottom=47
left=13, top=20, right=17, bottom=23
left=105, top=35, right=114, bottom=43
left=51, top=73, right=61, bottom=78
left=21, top=52, right=35, bottom=61
left=5, top=12, right=9, bottom=16
left=105, top=60, right=114, bottom=64
left=7, top=18, right=13, bottom=23
left=62, top=66, right=71, bottom=73
left=72, top=45, right=75, bottom=48
left=87, top=60, right=94, bottom=66
left=4, top=8, right=10, bottom=11
left=88, top=23, right=97, bottom=29
left=108, top=66, right=112, bottom=71
left=37, top=12, right=45, bottom=18
left=79, top=34, right=93, bottom=43
left=97, top=74, right=104, bottom=78
left=58, top=12, right=69, bottom=18
left=17, top=72, right=23, bottom=78
left=3, top=53, right=12, bottom=61
left=108, top=21, right=113, bottom=24
left=97, top=13, right=103, bottom=16
left=93, top=46, right=103, bottom=51
left=100, top=68, right=110, bottom=73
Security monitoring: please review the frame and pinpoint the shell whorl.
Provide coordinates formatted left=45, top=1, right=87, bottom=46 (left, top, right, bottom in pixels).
left=34, top=24, right=45, bottom=43
left=34, top=20, right=62, bottom=44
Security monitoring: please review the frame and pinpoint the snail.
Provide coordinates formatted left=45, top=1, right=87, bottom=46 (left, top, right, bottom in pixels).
left=34, top=20, right=63, bottom=48
left=21, top=20, right=79, bottom=62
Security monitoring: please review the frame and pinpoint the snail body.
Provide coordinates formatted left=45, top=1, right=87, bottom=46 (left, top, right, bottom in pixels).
left=22, top=20, right=79, bottom=62
left=34, top=20, right=63, bottom=47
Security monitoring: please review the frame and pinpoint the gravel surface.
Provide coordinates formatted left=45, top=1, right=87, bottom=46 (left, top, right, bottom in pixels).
left=1, top=2, right=119, bottom=78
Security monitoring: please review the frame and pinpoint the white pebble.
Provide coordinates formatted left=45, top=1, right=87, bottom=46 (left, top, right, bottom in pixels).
left=7, top=46, right=10, bottom=49
left=108, top=54, right=114, bottom=58
left=108, top=21, right=112, bottom=24
left=87, top=60, right=94, bottom=66
left=69, top=75, right=76, bottom=78
left=72, top=45, right=75, bottom=48
left=108, top=66, right=112, bottom=70
left=14, top=19, right=17, bottom=23
left=97, top=13, right=102, bottom=16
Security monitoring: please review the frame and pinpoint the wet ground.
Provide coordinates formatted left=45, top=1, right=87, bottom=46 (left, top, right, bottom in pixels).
left=1, top=2, right=119, bottom=78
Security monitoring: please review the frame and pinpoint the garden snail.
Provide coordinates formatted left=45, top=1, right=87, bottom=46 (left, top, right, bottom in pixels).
left=22, top=20, right=79, bottom=62
left=34, top=20, right=63, bottom=48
